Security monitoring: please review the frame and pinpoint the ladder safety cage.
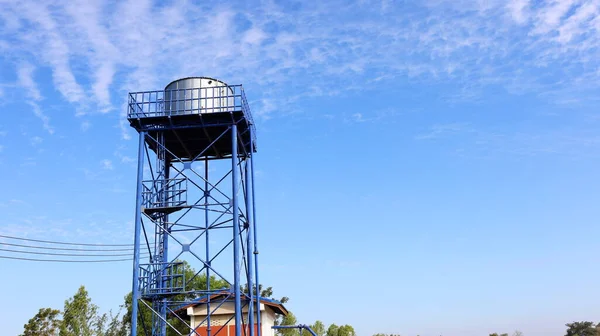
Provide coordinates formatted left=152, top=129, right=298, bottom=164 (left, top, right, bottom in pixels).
left=142, top=178, right=188, bottom=210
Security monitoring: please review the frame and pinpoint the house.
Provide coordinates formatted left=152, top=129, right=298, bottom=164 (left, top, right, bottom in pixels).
left=180, top=291, right=288, bottom=336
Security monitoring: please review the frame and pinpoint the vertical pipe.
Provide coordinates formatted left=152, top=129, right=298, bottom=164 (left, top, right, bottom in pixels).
left=205, top=159, right=211, bottom=336
left=160, top=156, right=170, bottom=336
left=250, top=133, right=261, bottom=336
left=245, top=159, right=255, bottom=336
left=231, top=124, right=242, bottom=336
left=131, top=131, right=146, bottom=336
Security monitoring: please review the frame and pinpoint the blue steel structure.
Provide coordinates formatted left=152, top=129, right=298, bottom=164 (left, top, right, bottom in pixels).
left=127, top=77, right=260, bottom=336
left=272, top=325, right=317, bottom=336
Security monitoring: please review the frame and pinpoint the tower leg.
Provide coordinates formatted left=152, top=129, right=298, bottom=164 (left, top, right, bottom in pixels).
left=160, top=157, right=171, bottom=336
left=246, top=158, right=255, bottom=336
left=232, top=124, right=242, bottom=336
left=131, top=131, right=146, bottom=336
left=205, top=160, right=212, bottom=336
left=250, top=133, right=261, bottom=336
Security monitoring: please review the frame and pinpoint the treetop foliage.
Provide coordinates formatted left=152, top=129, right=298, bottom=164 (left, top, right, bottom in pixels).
left=22, top=261, right=355, bottom=336
left=564, top=321, right=600, bottom=336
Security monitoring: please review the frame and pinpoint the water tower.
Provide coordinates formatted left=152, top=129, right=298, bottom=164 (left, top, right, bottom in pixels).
left=127, top=77, right=260, bottom=336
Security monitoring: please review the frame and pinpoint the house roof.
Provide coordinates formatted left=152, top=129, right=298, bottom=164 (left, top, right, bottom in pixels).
left=175, top=291, right=289, bottom=316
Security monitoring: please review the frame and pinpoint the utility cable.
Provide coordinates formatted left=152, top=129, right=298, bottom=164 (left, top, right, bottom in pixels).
left=0, top=234, right=134, bottom=246
left=0, top=241, right=136, bottom=252
left=0, top=248, right=140, bottom=257
left=0, top=255, right=132, bottom=263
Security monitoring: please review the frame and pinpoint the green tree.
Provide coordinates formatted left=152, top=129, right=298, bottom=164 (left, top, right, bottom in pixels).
left=565, top=321, right=598, bottom=336
left=276, top=312, right=298, bottom=336
left=121, top=292, right=158, bottom=336
left=121, top=261, right=230, bottom=336
left=60, top=285, right=100, bottom=336
left=324, top=324, right=356, bottom=336
left=311, top=321, right=326, bottom=336
left=326, top=324, right=339, bottom=336
left=337, top=325, right=356, bottom=336
left=97, top=308, right=127, bottom=336
left=21, top=308, right=61, bottom=336
left=243, top=283, right=289, bottom=304
left=247, top=284, right=290, bottom=328
left=300, top=321, right=325, bottom=336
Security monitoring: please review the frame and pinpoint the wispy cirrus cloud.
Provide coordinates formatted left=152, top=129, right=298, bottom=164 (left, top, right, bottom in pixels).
left=507, top=0, right=530, bottom=25
left=16, top=62, right=54, bottom=134
left=16, top=1, right=85, bottom=104
left=0, top=0, right=599, bottom=134
left=417, top=121, right=600, bottom=159
left=415, top=123, right=473, bottom=140
left=63, top=0, right=119, bottom=113
left=80, top=121, right=91, bottom=131
left=30, top=136, right=43, bottom=146
left=101, top=159, right=113, bottom=170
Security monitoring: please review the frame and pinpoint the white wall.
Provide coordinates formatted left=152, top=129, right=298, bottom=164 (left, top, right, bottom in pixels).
left=188, top=302, right=279, bottom=336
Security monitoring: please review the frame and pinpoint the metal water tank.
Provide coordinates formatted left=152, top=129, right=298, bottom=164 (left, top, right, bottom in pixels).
left=164, top=77, right=235, bottom=115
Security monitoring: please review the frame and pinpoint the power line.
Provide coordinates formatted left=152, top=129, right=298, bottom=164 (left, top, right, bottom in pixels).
left=0, top=255, right=132, bottom=263
left=0, top=234, right=134, bottom=246
left=0, top=235, right=160, bottom=263
left=0, top=248, right=136, bottom=257
left=0, top=241, right=136, bottom=252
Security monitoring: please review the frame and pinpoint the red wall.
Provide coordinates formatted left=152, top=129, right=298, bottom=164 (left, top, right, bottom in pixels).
left=194, top=324, right=259, bottom=336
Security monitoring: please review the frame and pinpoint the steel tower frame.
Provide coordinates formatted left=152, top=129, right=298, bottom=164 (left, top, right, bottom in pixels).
left=127, top=80, right=261, bottom=336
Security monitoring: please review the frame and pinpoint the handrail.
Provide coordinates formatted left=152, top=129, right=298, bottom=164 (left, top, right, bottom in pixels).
left=142, top=178, right=187, bottom=209
left=139, top=262, right=185, bottom=295
left=272, top=325, right=317, bottom=336
left=127, top=85, right=247, bottom=118
left=127, top=84, right=257, bottom=149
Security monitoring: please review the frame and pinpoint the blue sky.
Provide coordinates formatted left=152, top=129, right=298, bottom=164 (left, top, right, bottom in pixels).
left=1, top=0, right=600, bottom=335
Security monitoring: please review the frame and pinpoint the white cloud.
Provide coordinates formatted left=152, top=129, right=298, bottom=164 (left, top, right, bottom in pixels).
left=556, top=2, right=598, bottom=43
left=416, top=121, right=600, bottom=159
left=532, top=0, right=580, bottom=35
left=20, top=157, right=36, bottom=167
left=352, top=113, right=365, bottom=122
left=18, top=1, right=85, bottom=104
left=101, top=159, right=113, bottom=170
left=30, top=136, right=43, bottom=146
left=114, top=144, right=136, bottom=164
left=0, top=0, right=599, bottom=123
left=63, top=0, right=118, bottom=110
left=242, top=27, right=267, bottom=46
left=416, top=123, right=472, bottom=140
left=17, top=63, right=41, bottom=101
left=120, top=156, right=135, bottom=164
left=120, top=119, right=132, bottom=140
left=16, top=62, right=54, bottom=134
left=80, top=121, right=91, bottom=131
left=507, top=0, right=530, bottom=24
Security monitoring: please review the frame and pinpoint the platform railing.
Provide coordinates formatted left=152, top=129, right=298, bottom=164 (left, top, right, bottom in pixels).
left=138, top=262, right=185, bottom=297
left=142, top=178, right=187, bottom=209
left=128, top=85, right=247, bottom=118
left=128, top=84, right=257, bottom=150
